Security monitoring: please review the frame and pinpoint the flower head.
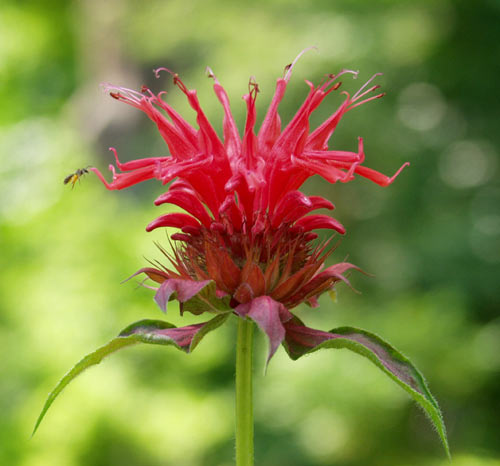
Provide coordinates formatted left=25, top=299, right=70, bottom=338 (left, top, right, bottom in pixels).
left=90, top=51, right=408, bottom=361
left=36, top=55, right=449, bottom=457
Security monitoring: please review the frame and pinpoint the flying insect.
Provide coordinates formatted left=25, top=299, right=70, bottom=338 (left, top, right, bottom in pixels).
left=63, top=167, right=89, bottom=189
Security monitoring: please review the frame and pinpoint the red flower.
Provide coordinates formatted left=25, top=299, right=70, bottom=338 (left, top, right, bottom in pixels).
left=36, top=56, right=449, bottom=455
left=90, top=51, right=408, bottom=362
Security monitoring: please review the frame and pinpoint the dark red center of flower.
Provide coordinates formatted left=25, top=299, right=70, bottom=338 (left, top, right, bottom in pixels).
left=161, top=216, right=339, bottom=308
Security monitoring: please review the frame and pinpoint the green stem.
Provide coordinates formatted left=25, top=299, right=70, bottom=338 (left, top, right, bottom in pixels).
left=235, top=317, right=254, bottom=466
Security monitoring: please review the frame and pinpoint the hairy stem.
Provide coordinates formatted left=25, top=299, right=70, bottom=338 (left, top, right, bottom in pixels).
left=235, top=317, right=254, bottom=466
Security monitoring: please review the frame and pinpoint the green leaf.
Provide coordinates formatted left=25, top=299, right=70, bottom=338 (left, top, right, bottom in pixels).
left=189, top=313, right=230, bottom=351
left=284, top=323, right=450, bottom=458
left=33, top=315, right=228, bottom=436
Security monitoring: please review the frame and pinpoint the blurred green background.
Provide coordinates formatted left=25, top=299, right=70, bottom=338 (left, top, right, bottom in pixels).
left=1, top=0, right=499, bottom=465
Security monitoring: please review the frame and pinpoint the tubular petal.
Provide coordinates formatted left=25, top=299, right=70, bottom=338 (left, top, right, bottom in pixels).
left=154, top=190, right=213, bottom=227
left=336, top=162, right=410, bottom=186
left=294, top=215, right=346, bottom=234
left=146, top=213, right=201, bottom=232
left=211, top=78, right=242, bottom=160
left=97, top=64, right=406, bottom=234
left=89, top=166, right=158, bottom=190
left=272, top=191, right=312, bottom=227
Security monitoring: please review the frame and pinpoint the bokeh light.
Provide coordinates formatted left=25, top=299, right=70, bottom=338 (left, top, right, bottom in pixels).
left=2, top=1, right=499, bottom=465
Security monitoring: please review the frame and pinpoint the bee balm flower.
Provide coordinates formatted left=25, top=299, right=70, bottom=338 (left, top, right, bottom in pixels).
left=35, top=54, right=449, bottom=458
left=90, top=53, right=408, bottom=361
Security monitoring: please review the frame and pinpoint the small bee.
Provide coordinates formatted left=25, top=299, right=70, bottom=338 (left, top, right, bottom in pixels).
left=63, top=167, right=89, bottom=189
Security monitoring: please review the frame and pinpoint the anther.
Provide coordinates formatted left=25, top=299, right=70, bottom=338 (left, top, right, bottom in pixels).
left=205, top=66, right=215, bottom=80
left=248, top=77, right=260, bottom=95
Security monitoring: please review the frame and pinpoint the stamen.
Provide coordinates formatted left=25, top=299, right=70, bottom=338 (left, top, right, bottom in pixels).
left=284, top=46, right=318, bottom=82
left=154, top=67, right=189, bottom=94
left=136, top=279, right=158, bottom=291
left=335, top=69, right=359, bottom=80
left=351, top=73, right=382, bottom=101
left=347, top=93, right=385, bottom=111
left=319, top=74, right=336, bottom=93
left=324, top=81, right=342, bottom=96
left=101, top=83, right=145, bottom=104
left=205, top=66, right=217, bottom=82
left=154, top=67, right=175, bottom=79
left=319, top=69, right=359, bottom=94
left=352, top=84, right=381, bottom=103
left=139, top=85, right=155, bottom=99
left=248, top=76, right=260, bottom=97
left=173, top=74, right=188, bottom=94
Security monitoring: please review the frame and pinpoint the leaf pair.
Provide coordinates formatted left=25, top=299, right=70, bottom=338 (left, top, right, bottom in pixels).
left=33, top=283, right=449, bottom=458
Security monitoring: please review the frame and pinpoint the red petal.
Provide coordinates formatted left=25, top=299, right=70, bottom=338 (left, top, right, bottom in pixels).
left=212, top=80, right=241, bottom=159
left=155, top=190, right=212, bottom=227
left=153, top=94, right=199, bottom=152
left=146, top=213, right=201, bottom=232
left=257, top=78, right=287, bottom=152
left=272, top=191, right=335, bottom=227
left=291, top=156, right=350, bottom=184
left=241, top=79, right=261, bottom=172
left=335, top=162, right=410, bottom=187
left=272, top=191, right=312, bottom=227
left=294, top=214, right=345, bottom=234
left=305, top=97, right=350, bottom=150
left=174, top=79, right=226, bottom=160
left=146, top=104, right=197, bottom=158
left=89, top=165, right=158, bottom=191
left=219, top=195, right=244, bottom=232
left=308, top=196, right=335, bottom=210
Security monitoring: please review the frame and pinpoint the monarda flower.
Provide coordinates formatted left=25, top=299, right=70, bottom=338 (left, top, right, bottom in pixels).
left=34, top=52, right=449, bottom=461
left=88, top=58, right=409, bottom=360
